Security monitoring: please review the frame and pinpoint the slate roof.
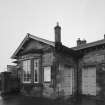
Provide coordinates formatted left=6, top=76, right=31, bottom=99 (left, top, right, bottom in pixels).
left=11, top=33, right=105, bottom=59
left=72, top=38, right=105, bottom=51
left=11, top=33, right=55, bottom=59
left=28, top=33, right=55, bottom=46
left=11, top=33, right=76, bottom=59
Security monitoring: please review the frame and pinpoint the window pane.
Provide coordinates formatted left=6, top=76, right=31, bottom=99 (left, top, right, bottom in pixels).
left=44, top=67, right=51, bottom=82
left=23, top=60, right=31, bottom=83
left=34, top=59, right=39, bottom=82
left=82, top=67, right=96, bottom=95
left=35, top=70, right=37, bottom=82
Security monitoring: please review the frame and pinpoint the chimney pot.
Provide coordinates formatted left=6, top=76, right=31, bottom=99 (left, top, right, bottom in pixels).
left=77, top=38, right=81, bottom=46
left=104, top=34, right=105, bottom=39
left=77, top=38, right=87, bottom=46
left=82, top=39, right=87, bottom=44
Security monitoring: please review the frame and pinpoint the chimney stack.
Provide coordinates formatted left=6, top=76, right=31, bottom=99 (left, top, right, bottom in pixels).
left=77, top=38, right=87, bottom=46
left=54, top=22, right=61, bottom=45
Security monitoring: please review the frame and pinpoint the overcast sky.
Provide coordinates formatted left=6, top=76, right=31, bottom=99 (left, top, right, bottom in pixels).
left=0, top=0, right=105, bottom=72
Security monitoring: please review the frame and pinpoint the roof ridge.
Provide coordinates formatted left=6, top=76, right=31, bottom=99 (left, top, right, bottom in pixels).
left=27, top=33, right=55, bottom=46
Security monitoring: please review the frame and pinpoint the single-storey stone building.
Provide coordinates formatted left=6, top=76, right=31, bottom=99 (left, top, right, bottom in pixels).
left=11, top=23, right=105, bottom=100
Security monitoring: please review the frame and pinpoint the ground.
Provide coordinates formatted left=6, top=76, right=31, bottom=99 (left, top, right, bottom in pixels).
left=0, top=94, right=97, bottom=105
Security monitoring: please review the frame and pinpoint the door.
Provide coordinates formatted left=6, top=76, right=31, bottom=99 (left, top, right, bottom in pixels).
left=82, top=67, right=96, bottom=95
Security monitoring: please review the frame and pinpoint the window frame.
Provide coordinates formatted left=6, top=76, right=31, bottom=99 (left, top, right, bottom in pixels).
left=44, top=66, right=51, bottom=82
left=23, top=60, right=31, bottom=83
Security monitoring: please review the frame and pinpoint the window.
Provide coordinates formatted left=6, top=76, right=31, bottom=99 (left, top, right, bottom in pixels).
left=82, top=67, right=96, bottom=95
left=63, top=66, right=74, bottom=95
left=23, top=60, right=31, bottom=83
left=34, top=59, right=39, bottom=83
left=44, top=66, right=51, bottom=82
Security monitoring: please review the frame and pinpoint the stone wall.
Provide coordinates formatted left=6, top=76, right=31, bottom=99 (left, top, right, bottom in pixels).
left=79, top=49, right=105, bottom=100
left=42, top=52, right=54, bottom=66
left=18, top=50, right=56, bottom=98
left=96, top=63, right=105, bottom=100
left=1, top=72, right=20, bottom=95
left=55, top=53, right=77, bottom=98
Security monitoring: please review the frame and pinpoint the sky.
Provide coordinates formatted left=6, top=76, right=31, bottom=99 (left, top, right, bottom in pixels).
left=0, top=0, right=105, bottom=72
